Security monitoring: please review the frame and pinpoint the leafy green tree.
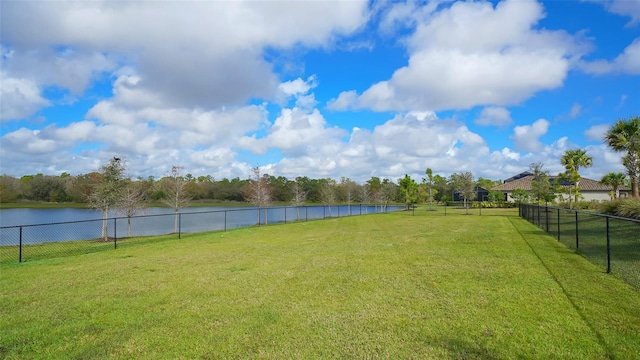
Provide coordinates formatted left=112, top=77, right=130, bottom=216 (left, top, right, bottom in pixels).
left=424, top=168, right=437, bottom=210
left=399, top=174, right=419, bottom=209
left=604, top=116, right=640, bottom=197
left=530, top=162, right=554, bottom=204
left=561, top=149, right=593, bottom=207
left=601, top=172, right=627, bottom=199
left=69, top=173, right=99, bottom=202
left=380, top=179, right=399, bottom=210
left=450, top=171, right=475, bottom=214
left=510, top=189, right=531, bottom=204
left=266, top=175, right=292, bottom=202
left=476, top=177, right=500, bottom=191
left=88, top=157, right=127, bottom=241
left=432, top=174, right=450, bottom=202
left=488, top=190, right=505, bottom=205
left=0, top=175, right=21, bottom=202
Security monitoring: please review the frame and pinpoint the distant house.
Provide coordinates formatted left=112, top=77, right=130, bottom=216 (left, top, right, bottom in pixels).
left=491, top=172, right=629, bottom=202
left=452, top=186, right=490, bottom=202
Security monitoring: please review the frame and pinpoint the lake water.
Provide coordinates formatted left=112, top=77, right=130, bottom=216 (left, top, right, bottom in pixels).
left=0, top=205, right=403, bottom=246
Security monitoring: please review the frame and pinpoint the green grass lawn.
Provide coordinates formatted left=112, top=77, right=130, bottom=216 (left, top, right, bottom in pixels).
left=1, top=207, right=639, bottom=359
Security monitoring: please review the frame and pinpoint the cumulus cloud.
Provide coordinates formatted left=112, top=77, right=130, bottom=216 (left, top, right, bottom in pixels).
left=270, top=111, right=483, bottom=180
left=511, top=119, right=550, bottom=152
left=0, top=1, right=369, bottom=111
left=599, top=0, right=640, bottom=26
left=0, top=72, right=50, bottom=121
left=585, top=124, right=610, bottom=142
left=579, top=37, right=640, bottom=75
left=329, top=0, right=584, bottom=112
left=276, top=76, right=319, bottom=109
left=475, top=106, right=513, bottom=126
left=0, top=128, right=57, bottom=154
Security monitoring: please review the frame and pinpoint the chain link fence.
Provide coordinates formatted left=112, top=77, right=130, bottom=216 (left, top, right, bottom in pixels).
left=520, top=203, right=640, bottom=290
left=0, top=205, right=401, bottom=264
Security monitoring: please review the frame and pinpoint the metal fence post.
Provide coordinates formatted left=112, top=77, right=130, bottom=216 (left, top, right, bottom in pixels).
left=575, top=211, right=579, bottom=249
left=19, top=226, right=23, bottom=263
left=545, top=204, right=549, bottom=233
left=606, top=217, right=611, bottom=273
left=557, top=208, right=560, bottom=241
left=224, top=210, right=227, bottom=232
left=114, top=218, right=117, bottom=249
left=178, top=213, right=182, bottom=239
left=284, top=207, right=287, bottom=224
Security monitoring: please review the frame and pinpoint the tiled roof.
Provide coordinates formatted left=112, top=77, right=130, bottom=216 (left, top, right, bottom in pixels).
left=504, top=171, right=533, bottom=183
left=491, top=175, right=630, bottom=192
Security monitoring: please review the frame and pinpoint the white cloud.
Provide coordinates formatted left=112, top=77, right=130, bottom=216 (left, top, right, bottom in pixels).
left=276, top=76, right=319, bottom=109
left=569, top=103, right=582, bottom=119
left=585, top=124, right=610, bottom=142
left=579, top=37, right=640, bottom=75
left=0, top=1, right=369, bottom=111
left=2, top=49, right=115, bottom=95
left=0, top=128, right=57, bottom=154
left=0, top=72, right=50, bottom=121
left=604, top=0, right=640, bottom=26
left=278, top=76, right=318, bottom=98
left=475, top=106, right=513, bottom=126
left=511, top=119, right=550, bottom=152
left=326, top=90, right=358, bottom=111
left=330, top=0, right=583, bottom=112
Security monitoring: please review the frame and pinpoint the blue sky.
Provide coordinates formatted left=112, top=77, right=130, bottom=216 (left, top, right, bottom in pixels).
left=1, top=0, right=639, bottom=183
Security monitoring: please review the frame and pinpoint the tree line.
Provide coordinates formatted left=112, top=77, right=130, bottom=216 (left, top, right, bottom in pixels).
left=0, top=163, right=501, bottom=207
left=0, top=163, right=405, bottom=206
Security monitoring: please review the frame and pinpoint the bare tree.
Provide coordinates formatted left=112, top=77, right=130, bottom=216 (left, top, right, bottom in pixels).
left=245, top=166, right=273, bottom=224
left=115, top=181, right=147, bottom=237
left=379, top=180, right=397, bottom=212
left=358, top=183, right=372, bottom=214
left=162, top=166, right=191, bottom=233
left=88, top=157, right=127, bottom=241
left=290, top=179, right=308, bottom=220
left=340, top=177, right=357, bottom=215
left=320, top=179, right=337, bottom=217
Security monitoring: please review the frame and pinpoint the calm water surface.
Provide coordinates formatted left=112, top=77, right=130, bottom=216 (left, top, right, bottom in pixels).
left=0, top=205, right=402, bottom=245
left=0, top=207, right=240, bottom=227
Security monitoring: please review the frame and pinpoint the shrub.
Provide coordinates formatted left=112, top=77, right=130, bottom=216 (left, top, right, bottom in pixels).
left=597, top=200, right=623, bottom=215
left=617, top=199, right=640, bottom=220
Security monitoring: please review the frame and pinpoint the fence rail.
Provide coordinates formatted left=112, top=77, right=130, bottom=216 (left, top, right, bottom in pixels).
left=0, top=204, right=401, bottom=264
left=519, top=203, right=640, bottom=290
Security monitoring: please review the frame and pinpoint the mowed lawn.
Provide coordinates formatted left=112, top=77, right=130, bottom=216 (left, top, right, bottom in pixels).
left=1, top=208, right=639, bottom=359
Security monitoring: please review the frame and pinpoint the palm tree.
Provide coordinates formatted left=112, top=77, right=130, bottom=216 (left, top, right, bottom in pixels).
left=560, top=149, right=593, bottom=207
left=604, top=116, right=640, bottom=198
left=600, top=172, right=627, bottom=199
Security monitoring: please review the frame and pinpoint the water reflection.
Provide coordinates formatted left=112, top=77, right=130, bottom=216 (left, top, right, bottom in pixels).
left=0, top=205, right=403, bottom=245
